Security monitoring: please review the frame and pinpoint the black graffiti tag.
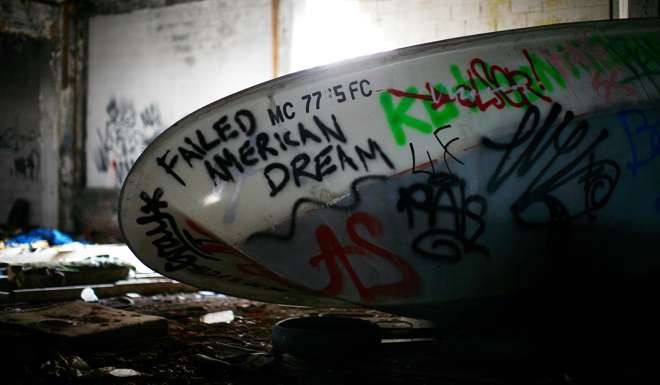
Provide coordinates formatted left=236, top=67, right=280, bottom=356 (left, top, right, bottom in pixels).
left=397, top=172, right=489, bottom=264
left=136, top=188, right=221, bottom=271
left=482, top=103, right=620, bottom=225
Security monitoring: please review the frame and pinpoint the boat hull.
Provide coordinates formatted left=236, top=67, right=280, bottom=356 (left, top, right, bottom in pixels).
left=119, top=20, right=660, bottom=320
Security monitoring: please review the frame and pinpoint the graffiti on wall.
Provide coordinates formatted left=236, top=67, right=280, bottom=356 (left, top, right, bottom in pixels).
left=0, top=125, right=40, bottom=151
left=11, top=149, right=40, bottom=179
left=94, top=98, right=164, bottom=185
left=0, top=125, right=41, bottom=180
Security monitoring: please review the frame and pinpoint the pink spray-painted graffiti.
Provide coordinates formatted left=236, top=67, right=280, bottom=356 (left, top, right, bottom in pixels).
left=539, top=32, right=660, bottom=103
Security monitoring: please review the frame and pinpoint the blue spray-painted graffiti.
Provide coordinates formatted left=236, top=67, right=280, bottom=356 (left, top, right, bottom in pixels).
left=619, top=109, right=660, bottom=214
left=619, top=109, right=660, bottom=176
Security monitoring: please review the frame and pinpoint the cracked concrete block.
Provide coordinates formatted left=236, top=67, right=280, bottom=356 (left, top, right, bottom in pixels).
left=0, top=301, right=167, bottom=346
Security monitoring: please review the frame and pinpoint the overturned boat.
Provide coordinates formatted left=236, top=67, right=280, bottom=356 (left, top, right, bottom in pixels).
left=120, top=19, right=660, bottom=327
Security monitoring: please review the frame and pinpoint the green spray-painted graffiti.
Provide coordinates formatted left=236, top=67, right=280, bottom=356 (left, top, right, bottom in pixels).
left=380, top=50, right=566, bottom=146
left=380, top=83, right=459, bottom=146
left=539, top=32, right=660, bottom=101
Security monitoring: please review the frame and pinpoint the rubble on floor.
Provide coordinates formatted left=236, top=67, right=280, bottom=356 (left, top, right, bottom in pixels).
left=0, top=230, right=638, bottom=384
left=0, top=292, right=587, bottom=385
left=7, top=255, right=133, bottom=289
left=1, top=242, right=196, bottom=303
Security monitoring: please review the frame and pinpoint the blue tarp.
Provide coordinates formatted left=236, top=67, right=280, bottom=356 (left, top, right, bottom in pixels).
left=5, top=228, right=76, bottom=246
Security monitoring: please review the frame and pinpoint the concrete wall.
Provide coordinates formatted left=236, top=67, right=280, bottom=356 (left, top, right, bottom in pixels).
left=86, top=0, right=275, bottom=188
left=0, top=2, right=61, bottom=228
left=625, top=0, right=660, bottom=17
left=0, top=1, right=86, bottom=231
left=0, top=35, right=58, bottom=227
left=287, top=0, right=612, bottom=72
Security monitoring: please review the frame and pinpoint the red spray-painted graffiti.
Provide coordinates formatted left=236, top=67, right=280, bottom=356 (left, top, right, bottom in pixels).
left=310, top=211, right=420, bottom=302
left=388, top=50, right=551, bottom=113
left=185, top=218, right=302, bottom=289
left=185, top=218, right=245, bottom=258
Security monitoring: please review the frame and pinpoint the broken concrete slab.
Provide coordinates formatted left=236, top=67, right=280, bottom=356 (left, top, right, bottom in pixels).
left=0, top=301, right=167, bottom=346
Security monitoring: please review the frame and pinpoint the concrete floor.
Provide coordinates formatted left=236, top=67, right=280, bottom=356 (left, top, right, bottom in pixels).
left=1, top=292, right=636, bottom=385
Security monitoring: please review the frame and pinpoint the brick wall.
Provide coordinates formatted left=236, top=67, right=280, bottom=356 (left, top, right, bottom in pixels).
left=369, top=0, right=611, bottom=46
left=286, top=0, right=612, bottom=72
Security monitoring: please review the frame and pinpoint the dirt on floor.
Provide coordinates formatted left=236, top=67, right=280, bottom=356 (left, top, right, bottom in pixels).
left=0, top=293, right=625, bottom=385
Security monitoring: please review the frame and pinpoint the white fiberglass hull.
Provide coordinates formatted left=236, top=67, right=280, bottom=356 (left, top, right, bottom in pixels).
left=119, top=20, right=660, bottom=320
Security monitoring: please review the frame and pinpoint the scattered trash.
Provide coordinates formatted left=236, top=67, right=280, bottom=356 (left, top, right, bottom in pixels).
left=195, top=353, right=232, bottom=368
left=98, top=367, right=143, bottom=378
left=40, top=353, right=90, bottom=378
left=198, top=290, right=216, bottom=296
left=40, top=355, right=143, bottom=380
left=195, top=352, right=273, bottom=373
left=234, top=352, right=275, bottom=372
left=80, top=287, right=98, bottom=302
left=117, top=296, right=135, bottom=306
left=68, top=355, right=91, bottom=372
left=200, top=310, right=234, bottom=324
left=125, top=292, right=141, bottom=298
